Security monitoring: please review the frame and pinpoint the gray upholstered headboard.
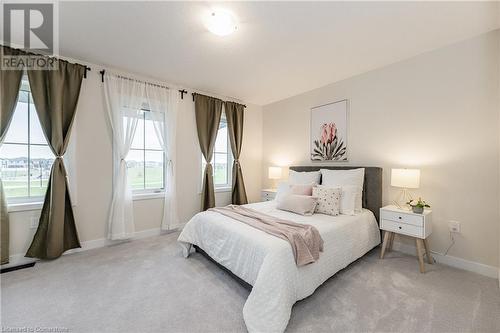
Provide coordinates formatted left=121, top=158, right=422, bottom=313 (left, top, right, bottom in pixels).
left=289, top=166, right=383, bottom=222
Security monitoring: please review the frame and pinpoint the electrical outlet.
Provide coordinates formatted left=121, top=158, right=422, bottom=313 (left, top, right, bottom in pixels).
left=449, top=220, right=461, bottom=233
left=30, top=217, right=39, bottom=229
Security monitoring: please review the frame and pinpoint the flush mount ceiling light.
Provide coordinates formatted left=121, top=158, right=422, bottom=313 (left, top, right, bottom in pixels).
left=206, top=9, right=237, bottom=36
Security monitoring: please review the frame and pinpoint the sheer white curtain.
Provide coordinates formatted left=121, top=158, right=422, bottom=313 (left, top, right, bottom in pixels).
left=104, top=73, right=146, bottom=240
left=145, top=84, right=179, bottom=230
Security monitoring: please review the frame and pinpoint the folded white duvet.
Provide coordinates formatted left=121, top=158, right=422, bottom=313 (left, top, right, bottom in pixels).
left=178, top=201, right=380, bottom=333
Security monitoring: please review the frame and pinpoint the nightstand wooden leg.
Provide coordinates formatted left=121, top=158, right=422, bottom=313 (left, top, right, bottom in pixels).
left=388, top=232, right=395, bottom=251
left=380, top=231, right=391, bottom=259
left=423, top=238, right=433, bottom=264
left=415, top=238, right=425, bottom=273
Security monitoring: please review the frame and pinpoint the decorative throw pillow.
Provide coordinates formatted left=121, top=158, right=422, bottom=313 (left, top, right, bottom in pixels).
left=312, top=186, right=341, bottom=216
left=288, top=170, right=321, bottom=185
left=320, top=168, right=365, bottom=212
left=276, top=182, right=316, bottom=201
left=290, top=183, right=314, bottom=196
left=277, top=194, right=318, bottom=216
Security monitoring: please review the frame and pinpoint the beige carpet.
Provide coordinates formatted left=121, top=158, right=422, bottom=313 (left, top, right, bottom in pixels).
left=1, top=232, right=499, bottom=333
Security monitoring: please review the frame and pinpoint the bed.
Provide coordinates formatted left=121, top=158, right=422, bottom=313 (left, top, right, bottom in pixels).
left=178, top=166, right=382, bottom=333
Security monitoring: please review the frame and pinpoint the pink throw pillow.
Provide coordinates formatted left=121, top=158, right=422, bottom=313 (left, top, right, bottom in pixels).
left=290, top=184, right=314, bottom=196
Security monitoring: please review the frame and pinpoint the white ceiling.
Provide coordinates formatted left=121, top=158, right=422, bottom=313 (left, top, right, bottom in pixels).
left=54, top=2, right=499, bottom=105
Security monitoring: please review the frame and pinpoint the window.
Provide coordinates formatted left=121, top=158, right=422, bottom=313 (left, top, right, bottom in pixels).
left=125, top=110, right=165, bottom=194
left=202, top=113, right=232, bottom=189
left=0, top=78, right=54, bottom=203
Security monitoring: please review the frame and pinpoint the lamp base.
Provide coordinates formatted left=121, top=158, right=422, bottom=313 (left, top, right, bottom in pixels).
left=393, top=188, right=413, bottom=210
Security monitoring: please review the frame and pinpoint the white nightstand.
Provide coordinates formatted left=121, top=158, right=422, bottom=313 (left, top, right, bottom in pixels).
left=261, top=189, right=277, bottom=201
left=379, top=205, right=433, bottom=273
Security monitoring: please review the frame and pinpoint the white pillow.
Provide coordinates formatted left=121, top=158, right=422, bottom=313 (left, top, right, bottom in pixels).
left=277, top=194, right=318, bottom=216
left=275, top=181, right=291, bottom=202
left=339, top=185, right=358, bottom=215
left=312, top=186, right=341, bottom=216
left=320, top=168, right=365, bottom=212
left=288, top=170, right=321, bottom=185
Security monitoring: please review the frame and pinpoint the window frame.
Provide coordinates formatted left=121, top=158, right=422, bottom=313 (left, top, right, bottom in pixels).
left=1, top=79, right=53, bottom=205
left=126, top=108, right=166, bottom=197
left=201, top=112, right=233, bottom=192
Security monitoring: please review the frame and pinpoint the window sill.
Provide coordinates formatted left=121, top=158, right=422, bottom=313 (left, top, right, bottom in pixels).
left=215, top=187, right=232, bottom=193
left=132, top=192, right=165, bottom=201
left=7, top=193, right=164, bottom=211
left=197, top=187, right=232, bottom=195
left=8, top=201, right=79, bottom=213
left=8, top=202, right=44, bottom=213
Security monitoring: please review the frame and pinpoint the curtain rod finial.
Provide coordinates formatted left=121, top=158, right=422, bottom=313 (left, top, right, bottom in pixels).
left=179, top=89, right=187, bottom=99
left=83, top=66, right=91, bottom=79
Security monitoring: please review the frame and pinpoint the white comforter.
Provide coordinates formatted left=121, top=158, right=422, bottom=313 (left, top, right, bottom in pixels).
left=178, top=201, right=380, bottom=333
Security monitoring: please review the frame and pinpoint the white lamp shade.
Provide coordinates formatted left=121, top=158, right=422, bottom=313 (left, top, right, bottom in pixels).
left=268, top=167, right=282, bottom=180
left=391, top=169, right=420, bottom=189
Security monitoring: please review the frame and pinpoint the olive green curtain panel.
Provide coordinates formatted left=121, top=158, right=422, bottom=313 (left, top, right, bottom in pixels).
left=1, top=47, right=24, bottom=142
left=0, top=46, right=24, bottom=264
left=194, top=93, right=223, bottom=211
left=25, top=59, right=86, bottom=260
left=225, top=102, right=248, bottom=205
left=0, top=181, right=10, bottom=265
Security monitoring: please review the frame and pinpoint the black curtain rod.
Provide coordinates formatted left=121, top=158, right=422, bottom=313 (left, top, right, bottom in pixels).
left=191, top=92, right=246, bottom=108
left=100, top=69, right=188, bottom=99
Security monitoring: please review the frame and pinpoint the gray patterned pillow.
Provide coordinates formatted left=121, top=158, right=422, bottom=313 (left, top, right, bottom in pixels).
left=312, top=186, right=341, bottom=216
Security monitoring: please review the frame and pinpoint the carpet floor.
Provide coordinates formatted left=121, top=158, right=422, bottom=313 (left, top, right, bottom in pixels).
left=1, top=232, right=500, bottom=333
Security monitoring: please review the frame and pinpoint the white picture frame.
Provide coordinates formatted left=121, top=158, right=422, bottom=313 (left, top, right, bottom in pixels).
left=310, top=99, right=349, bottom=161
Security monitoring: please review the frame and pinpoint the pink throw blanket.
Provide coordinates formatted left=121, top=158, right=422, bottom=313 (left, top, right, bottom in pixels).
left=209, top=205, right=323, bottom=266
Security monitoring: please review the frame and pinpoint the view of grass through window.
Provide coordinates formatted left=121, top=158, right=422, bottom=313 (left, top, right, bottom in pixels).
left=125, top=110, right=165, bottom=192
left=0, top=80, right=54, bottom=200
left=202, top=116, right=231, bottom=186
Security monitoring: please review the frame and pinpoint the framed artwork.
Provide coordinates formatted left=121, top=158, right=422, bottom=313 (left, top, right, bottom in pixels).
left=310, top=99, right=348, bottom=161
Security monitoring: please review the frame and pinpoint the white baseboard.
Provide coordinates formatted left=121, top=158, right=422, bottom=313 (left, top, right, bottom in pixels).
left=9, top=229, right=497, bottom=285
left=7, top=227, right=168, bottom=267
left=392, top=241, right=499, bottom=280
left=64, top=227, right=164, bottom=255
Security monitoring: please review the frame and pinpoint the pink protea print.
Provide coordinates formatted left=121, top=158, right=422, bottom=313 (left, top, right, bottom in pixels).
left=320, top=123, right=336, bottom=145
left=320, top=124, right=329, bottom=145
left=328, top=123, right=336, bottom=143
left=312, top=122, right=346, bottom=161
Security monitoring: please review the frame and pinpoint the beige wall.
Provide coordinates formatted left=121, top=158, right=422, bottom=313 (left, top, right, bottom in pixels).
left=8, top=66, right=263, bottom=257
left=498, top=2, right=500, bottom=284
left=262, top=31, right=500, bottom=268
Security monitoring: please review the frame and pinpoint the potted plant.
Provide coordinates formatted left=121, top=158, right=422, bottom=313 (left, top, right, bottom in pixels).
left=407, top=197, right=430, bottom=214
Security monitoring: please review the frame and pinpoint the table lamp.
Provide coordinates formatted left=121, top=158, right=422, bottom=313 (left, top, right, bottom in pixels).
left=268, top=167, right=282, bottom=189
left=391, top=168, right=420, bottom=209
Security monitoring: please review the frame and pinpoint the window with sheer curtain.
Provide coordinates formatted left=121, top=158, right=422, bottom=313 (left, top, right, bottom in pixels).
left=125, top=109, right=165, bottom=194
left=0, top=78, right=54, bottom=203
left=201, top=112, right=233, bottom=189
